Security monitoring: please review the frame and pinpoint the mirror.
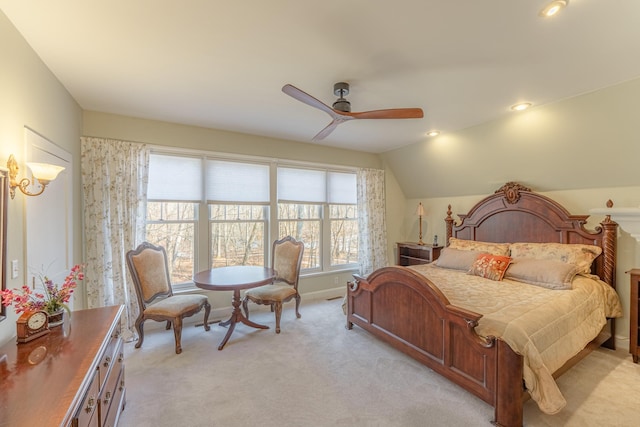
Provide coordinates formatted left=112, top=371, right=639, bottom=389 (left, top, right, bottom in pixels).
left=0, top=168, right=7, bottom=322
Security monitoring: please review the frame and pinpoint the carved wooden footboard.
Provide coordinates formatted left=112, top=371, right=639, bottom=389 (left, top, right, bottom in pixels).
left=346, top=267, right=524, bottom=427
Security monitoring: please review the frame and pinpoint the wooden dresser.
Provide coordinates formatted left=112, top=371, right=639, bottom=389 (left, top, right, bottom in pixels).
left=0, top=305, right=125, bottom=426
left=628, top=269, right=640, bottom=363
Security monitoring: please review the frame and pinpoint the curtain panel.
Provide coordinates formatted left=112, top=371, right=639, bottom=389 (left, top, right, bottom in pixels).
left=356, top=168, right=388, bottom=276
left=81, top=137, right=149, bottom=340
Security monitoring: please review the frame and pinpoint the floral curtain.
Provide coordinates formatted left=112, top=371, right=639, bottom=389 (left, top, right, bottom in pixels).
left=81, top=137, right=149, bottom=341
left=357, top=168, right=389, bottom=276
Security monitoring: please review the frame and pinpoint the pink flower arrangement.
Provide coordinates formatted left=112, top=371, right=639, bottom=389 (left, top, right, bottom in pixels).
left=1, top=264, right=84, bottom=314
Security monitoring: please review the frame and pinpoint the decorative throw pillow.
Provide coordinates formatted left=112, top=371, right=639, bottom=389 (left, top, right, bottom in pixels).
left=435, top=248, right=485, bottom=271
left=449, top=237, right=510, bottom=256
left=508, top=242, right=602, bottom=274
left=467, top=254, right=512, bottom=281
left=504, top=258, right=579, bottom=290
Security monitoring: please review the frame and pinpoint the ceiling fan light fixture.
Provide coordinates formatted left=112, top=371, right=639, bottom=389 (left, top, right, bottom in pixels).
left=511, top=102, right=532, bottom=112
left=539, top=0, right=569, bottom=18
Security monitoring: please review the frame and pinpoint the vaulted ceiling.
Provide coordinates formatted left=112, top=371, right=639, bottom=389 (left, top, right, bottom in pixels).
left=2, top=1, right=640, bottom=153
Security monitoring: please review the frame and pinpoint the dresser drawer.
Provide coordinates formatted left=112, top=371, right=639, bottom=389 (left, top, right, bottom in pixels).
left=72, top=368, right=100, bottom=427
left=103, top=368, right=126, bottom=427
left=100, top=338, right=124, bottom=426
left=98, top=326, right=122, bottom=389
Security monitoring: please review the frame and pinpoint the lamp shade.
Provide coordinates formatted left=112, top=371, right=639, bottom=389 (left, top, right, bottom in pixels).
left=26, top=162, right=65, bottom=184
left=415, top=202, right=425, bottom=216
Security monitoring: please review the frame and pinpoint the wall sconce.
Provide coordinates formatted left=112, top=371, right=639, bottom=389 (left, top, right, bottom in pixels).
left=539, top=0, right=568, bottom=18
left=7, top=154, right=65, bottom=199
left=415, top=202, right=425, bottom=245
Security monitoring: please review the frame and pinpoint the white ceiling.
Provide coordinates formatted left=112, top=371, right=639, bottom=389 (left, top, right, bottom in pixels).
left=2, top=0, right=640, bottom=153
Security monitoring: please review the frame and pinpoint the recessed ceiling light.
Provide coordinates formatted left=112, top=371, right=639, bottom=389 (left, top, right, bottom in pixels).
left=426, top=130, right=440, bottom=137
left=511, top=102, right=532, bottom=112
left=539, top=0, right=569, bottom=18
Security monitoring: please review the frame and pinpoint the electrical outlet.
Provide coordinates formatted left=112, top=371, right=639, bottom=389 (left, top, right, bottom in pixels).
left=11, top=260, right=19, bottom=279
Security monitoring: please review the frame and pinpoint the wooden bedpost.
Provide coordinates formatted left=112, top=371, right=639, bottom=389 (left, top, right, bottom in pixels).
left=600, top=200, right=618, bottom=350
left=445, top=204, right=454, bottom=246
left=494, top=340, right=524, bottom=427
left=600, top=200, right=618, bottom=288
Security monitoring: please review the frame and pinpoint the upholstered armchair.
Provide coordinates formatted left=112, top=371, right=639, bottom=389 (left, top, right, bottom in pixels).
left=242, top=236, right=304, bottom=333
left=126, top=242, right=211, bottom=354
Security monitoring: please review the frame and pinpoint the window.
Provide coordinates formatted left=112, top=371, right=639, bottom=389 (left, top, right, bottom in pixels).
left=146, top=154, right=202, bottom=285
left=330, top=204, right=358, bottom=266
left=145, top=152, right=358, bottom=289
left=206, top=159, right=270, bottom=268
left=210, top=204, right=267, bottom=267
left=277, top=167, right=358, bottom=272
left=278, top=203, right=321, bottom=270
left=146, top=202, right=197, bottom=284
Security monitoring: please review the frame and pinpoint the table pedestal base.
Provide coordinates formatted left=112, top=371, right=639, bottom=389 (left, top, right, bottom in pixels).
left=218, top=289, right=268, bottom=350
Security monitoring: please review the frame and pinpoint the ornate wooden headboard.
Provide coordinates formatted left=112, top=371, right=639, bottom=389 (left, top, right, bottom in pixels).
left=444, top=182, right=618, bottom=287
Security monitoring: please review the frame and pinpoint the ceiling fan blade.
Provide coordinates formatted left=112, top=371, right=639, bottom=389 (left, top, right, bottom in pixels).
left=282, top=84, right=336, bottom=116
left=349, top=108, right=424, bottom=120
left=312, top=120, right=341, bottom=141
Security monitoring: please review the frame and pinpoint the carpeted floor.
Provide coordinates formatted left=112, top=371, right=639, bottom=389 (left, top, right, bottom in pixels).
left=118, top=298, right=640, bottom=427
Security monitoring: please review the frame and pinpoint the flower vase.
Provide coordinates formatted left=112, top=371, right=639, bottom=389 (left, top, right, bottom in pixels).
left=48, top=309, right=65, bottom=327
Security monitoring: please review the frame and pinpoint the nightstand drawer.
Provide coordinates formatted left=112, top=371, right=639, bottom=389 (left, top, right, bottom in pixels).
left=396, top=242, right=442, bottom=266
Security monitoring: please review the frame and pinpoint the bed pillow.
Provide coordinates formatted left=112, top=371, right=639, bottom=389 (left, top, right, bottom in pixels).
left=449, top=237, right=510, bottom=256
left=467, top=253, right=512, bottom=281
left=508, top=242, right=602, bottom=274
left=504, top=258, right=580, bottom=290
left=435, top=248, right=485, bottom=271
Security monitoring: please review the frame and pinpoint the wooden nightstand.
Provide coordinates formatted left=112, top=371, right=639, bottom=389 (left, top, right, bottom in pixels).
left=627, top=269, right=640, bottom=363
left=396, top=242, right=442, bottom=266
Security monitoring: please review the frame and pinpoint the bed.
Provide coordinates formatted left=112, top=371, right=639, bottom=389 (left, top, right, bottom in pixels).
left=346, top=182, right=621, bottom=427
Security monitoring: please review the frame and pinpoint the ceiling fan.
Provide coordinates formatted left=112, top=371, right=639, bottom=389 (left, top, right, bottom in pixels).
left=282, top=82, right=424, bottom=141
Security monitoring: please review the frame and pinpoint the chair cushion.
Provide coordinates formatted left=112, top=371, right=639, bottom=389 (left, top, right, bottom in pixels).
left=132, top=249, right=171, bottom=300
left=245, top=284, right=297, bottom=302
left=145, top=294, right=208, bottom=317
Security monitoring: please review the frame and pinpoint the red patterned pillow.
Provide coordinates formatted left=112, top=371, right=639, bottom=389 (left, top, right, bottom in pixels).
left=468, top=254, right=512, bottom=281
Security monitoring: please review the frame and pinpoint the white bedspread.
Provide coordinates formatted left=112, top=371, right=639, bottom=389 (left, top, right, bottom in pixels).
left=408, top=263, right=622, bottom=414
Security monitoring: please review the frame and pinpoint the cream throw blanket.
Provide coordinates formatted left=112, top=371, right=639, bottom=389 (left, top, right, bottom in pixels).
left=409, top=264, right=622, bottom=414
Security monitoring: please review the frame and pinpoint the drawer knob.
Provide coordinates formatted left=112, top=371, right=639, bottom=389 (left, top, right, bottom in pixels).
left=85, top=396, right=96, bottom=413
left=103, top=355, right=112, bottom=367
left=103, top=391, right=112, bottom=405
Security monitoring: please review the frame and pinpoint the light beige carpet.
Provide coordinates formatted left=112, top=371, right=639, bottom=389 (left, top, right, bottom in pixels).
left=119, top=298, right=639, bottom=427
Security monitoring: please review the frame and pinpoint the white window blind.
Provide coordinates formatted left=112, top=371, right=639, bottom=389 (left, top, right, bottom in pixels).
left=206, top=159, right=270, bottom=202
left=328, top=171, right=357, bottom=204
left=148, top=154, right=202, bottom=201
left=278, top=167, right=326, bottom=203
left=278, top=167, right=356, bottom=203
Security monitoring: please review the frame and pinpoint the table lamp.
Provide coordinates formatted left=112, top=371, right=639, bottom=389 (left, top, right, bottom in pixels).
left=416, top=202, right=425, bottom=245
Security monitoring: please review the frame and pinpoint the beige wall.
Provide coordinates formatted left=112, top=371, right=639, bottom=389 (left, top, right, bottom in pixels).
left=83, top=111, right=382, bottom=170
left=383, top=77, right=640, bottom=199
left=0, top=11, right=83, bottom=345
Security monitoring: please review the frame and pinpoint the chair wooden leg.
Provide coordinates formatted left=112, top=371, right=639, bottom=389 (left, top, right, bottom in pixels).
left=173, top=317, right=183, bottom=354
left=242, top=297, right=250, bottom=319
left=295, top=294, right=301, bottom=318
left=134, top=317, right=145, bottom=349
left=203, top=301, right=211, bottom=331
left=274, top=302, right=283, bottom=334
left=165, top=320, right=171, bottom=330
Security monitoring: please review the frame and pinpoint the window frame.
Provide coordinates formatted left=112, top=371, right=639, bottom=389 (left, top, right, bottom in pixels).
left=144, top=148, right=359, bottom=291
